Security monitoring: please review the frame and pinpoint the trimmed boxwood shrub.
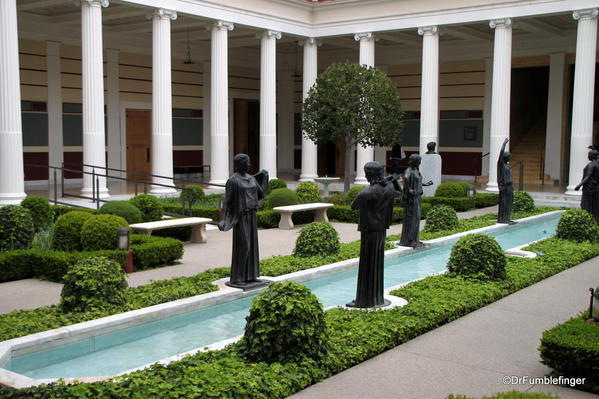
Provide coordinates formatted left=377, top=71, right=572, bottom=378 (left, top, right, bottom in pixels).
left=296, top=181, right=322, bottom=203
left=20, top=196, right=52, bottom=231
left=130, top=234, right=184, bottom=270
left=51, top=205, right=96, bottom=221
left=345, top=186, right=366, bottom=204
left=513, top=191, right=535, bottom=212
left=447, top=234, right=506, bottom=280
left=264, top=188, right=299, bottom=209
left=51, top=211, right=94, bottom=251
left=98, top=201, right=142, bottom=224
left=256, top=210, right=280, bottom=229
left=241, top=281, right=328, bottom=364
left=60, top=256, right=128, bottom=313
left=293, top=222, right=340, bottom=257
left=0, top=205, right=34, bottom=252
left=129, top=194, right=163, bottom=222
left=328, top=205, right=359, bottom=223
left=267, top=178, right=287, bottom=194
left=425, top=197, right=476, bottom=212
left=539, top=313, right=599, bottom=383
left=425, top=205, right=458, bottom=232
left=556, top=209, right=599, bottom=242
left=80, top=214, right=129, bottom=251
left=327, top=193, right=346, bottom=205
left=435, top=182, right=467, bottom=197
left=474, top=193, right=499, bottom=208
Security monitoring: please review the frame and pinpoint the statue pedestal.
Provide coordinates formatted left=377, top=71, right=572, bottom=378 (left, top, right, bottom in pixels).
left=420, top=153, right=441, bottom=197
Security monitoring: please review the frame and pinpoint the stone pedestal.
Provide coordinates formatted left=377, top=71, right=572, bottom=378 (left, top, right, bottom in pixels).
left=420, top=153, right=441, bottom=197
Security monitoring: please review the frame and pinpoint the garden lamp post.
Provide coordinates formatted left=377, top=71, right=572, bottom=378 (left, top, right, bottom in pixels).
left=590, top=287, right=599, bottom=322
left=117, top=227, right=134, bottom=273
left=466, top=186, right=475, bottom=198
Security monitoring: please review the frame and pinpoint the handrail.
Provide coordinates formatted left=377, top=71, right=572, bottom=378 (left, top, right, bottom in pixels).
left=62, top=162, right=187, bottom=184
left=480, top=152, right=490, bottom=159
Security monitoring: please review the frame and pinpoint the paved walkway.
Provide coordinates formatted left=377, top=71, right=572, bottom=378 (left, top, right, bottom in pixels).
left=291, top=255, right=599, bottom=399
left=0, top=207, right=496, bottom=313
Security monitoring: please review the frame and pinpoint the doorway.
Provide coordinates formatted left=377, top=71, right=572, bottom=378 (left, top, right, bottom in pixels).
left=126, top=109, right=152, bottom=178
left=234, top=99, right=260, bottom=174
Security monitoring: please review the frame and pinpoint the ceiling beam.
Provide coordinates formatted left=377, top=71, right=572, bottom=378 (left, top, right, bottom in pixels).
left=18, top=0, right=69, bottom=12
left=517, top=19, right=563, bottom=36
left=377, top=32, right=419, bottom=47
left=443, top=26, right=490, bottom=42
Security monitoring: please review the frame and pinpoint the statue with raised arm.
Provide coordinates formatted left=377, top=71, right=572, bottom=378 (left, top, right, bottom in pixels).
left=399, top=154, right=433, bottom=248
left=497, top=138, right=514, bottom=224
left=347, top=162, right=402, bottom=308
left=575, top=149, right=599, bottom=224
left=218, top=154, right=269, bottom=289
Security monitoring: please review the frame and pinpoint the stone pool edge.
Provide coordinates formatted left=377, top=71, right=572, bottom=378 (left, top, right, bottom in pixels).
left=0, top=210, right=563, bottom=389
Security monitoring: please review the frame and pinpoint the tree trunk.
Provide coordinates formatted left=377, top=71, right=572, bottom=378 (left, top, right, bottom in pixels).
left=343, top=137, right=354, bottom=194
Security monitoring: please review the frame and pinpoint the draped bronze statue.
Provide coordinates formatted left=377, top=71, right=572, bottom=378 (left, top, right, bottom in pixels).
left=347, top=162, right=402, bottom=308
left=218, top=154, right=269, bottom=289
left=497, top=138, right=514, bottom=224
left=575, top=149, right=599, bottom=224
left=399, top=154, right=433, bottom=248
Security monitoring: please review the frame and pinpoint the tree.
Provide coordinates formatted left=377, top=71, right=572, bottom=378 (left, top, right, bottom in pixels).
left=302, top=61, right=404, bottom=194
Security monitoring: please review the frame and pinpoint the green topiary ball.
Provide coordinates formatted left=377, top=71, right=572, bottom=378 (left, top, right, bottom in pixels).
left=20, top=196, right=52, bottom=232
left=556, top=209, right=599, bottom=242
left=98, top=201, right=142, bottom=224
left=265, top=188, right=299, bottom=209
left=0, top=205, right=34, bottom=252
left=129, top=194, right=163, bottom=222
left=80, top=214, right=129, bottom=251
left=435, top=182, right=468, bottom=197
left=513, top=191, right=535, bottom=212
left=293, top=222, right=340, bottom=257
left=179, top=185, right=205, bottom=207
left=60, top=256, right=128, bottom=313
left=425, top=205, right=459, bottom=232
left=296, top=181, right=322, bottom=204
left=447, top=234, right=506, bottom=280
left=267, top=178, right=287, bottom=194
left=241, top=281, right=328, bottom=363
left=327, top=193, right=346, bottom=205
left=346, top=186, right=366, bottom=204
left=51, top=211, right=95, bottom=251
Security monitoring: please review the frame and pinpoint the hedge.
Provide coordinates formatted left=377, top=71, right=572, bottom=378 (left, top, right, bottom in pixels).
left=328, top=204, right=431, bottom=224
left=474, top=193, right=499, bottom=208
left=130, top=235, right=184, bottom=270
left=162, top=203, right=219, bottom=220
left=539, top=312, right=599, bottom=383
left=424, top=196, right=476, bottom=212
left=1, top=235, right=595, bottom=398
left=51, top=205, right=97, bottom=221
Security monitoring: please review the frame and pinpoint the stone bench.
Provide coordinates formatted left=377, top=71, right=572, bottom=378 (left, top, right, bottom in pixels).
left=129, top=217, right=213, bottom=243
left=272, top=203, right=334, bottom=229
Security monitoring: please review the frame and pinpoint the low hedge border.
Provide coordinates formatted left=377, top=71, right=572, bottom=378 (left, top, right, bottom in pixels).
left=329, top=204, right=431, bottom=224
left=50, top=205, right=97, bottom=221
left=0, top=234, right=184, bottom=283
left=539, top=312, right=599, bottom=385
left=1, top=234, right=596, bottom=398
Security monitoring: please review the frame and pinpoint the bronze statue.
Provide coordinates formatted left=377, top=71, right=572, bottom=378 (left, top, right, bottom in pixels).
left=347, top=162, right=402, bottom=308
left=399, top=154, right=433, bottom=248
left=425, top=141, right=437, bottom=154
left=218, top=154, right=269, bottom=289
left=497, top=138, right=514, bottom=224
left=575, top=149, right=599, bottom=224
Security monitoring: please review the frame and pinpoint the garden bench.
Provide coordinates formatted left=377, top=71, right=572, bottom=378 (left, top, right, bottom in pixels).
left=272, top=203, right=334, bottom=229
left=129, top=217, right=212, bottom=243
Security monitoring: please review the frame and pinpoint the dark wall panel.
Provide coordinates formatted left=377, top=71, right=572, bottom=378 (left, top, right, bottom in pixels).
left=173, top=150, right=203, bottom=166
left=63, top=115, right=83, bottom=146
left=173, top=118, right=202, bottom=145
left=24, top=152, right=48, bottom=180
left=386, top=150, right=482, bottom=176
left=63, top=152, right=83, bottom=178
left=439, top=120, right=484, bottom=147
left=22, top=113, right=48, bottom=146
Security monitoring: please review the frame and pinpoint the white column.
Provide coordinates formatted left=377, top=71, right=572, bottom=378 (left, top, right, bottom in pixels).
left=486, top=18, right=512, bottom=193
left=106, top=49, right=120, bottom=175
left=566, top=9, right=598, bottom=195
left=260, top=30, right=281, bottom=178
left=80, top=0, right=109, bottom=198
left=545, top=53, right=566, bottom=182
left=418, top=26, right=439, bottom=155
left=150, top=8, right=177, bottom=194
left=482, top=58, right=493, bottom=177
left=299, top=37, right=319, bottom=181
left=46, top=41, right=63, bottom=180
left=202, top=61, right=211, bottom=173
left=354, top=32, right=375, bottom=185
left=277, top=71, right=295, bottom=174
left=0, top=0, right=26, bottom=204
left=209, top=21, right=233, bottom=186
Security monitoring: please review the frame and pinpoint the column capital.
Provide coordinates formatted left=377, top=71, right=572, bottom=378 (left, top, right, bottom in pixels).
left=209, top=20, right=234, bottom=31
left=573, top=9, right=598, bottom=21
left=152, top=8, right=177, bottom=21
left=417, top=26, right=439, bottom=36
left=354, top=32, right=374, bottom=41
left=299, top=37, right=321, bottom=47
left=78, top=0, right=109, bottom=8
left=261, top=30, right=282, bottom=40
left=489, top=18, right=512, bottom=29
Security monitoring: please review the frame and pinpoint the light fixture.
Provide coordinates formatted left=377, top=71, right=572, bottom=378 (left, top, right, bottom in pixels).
left=117, top=227, right=135, bottom=273
left=183, top=28, right=195, bottom=65
left=589, top=286, right=599, bottom=322
left=466, top=186, right=475, bottom=198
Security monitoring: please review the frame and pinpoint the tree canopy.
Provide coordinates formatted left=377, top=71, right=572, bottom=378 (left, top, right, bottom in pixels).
left=302, top=61, right=404, bottom=193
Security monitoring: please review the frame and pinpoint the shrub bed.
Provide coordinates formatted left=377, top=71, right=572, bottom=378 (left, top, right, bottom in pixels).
left=161, top=203, right=219, bottom=220
left=435, top=182, right=469, bottom=197
left=539, top=312, right=599, bottom=383
left=424, top=196, right=476, bottom=212
left=51, top=205, right=96, bottom=221
left=130, top=235, right=184, bottom=270
left=51, top=211, right=94, bottom=251
left=296, top=181, right=322, bottom=203
left=264, top=188, right=299, bottom=209
left=513, top=191, right=535, bottom=212
left=98, top=201, right=142, bottom=224
left=129, top=194, right=163, bottom=222
left=0, top=205, right=34, bottom=252
left=293, top=222, right=340, bottom=257
left=425, top=205, right=458, bottom=232
left=267, top=178, right=287, bottom=194
left=80, top=214, right=129, bottom=251
left=20, top=196, right=52, bottom=232
left=556, top=209, right=599, bottom=243
left=474, top=193, right=499, bottom=208
left=447, top=234, right=506, bottom=280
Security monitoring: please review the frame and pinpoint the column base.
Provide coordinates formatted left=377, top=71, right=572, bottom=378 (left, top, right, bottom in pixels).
left=208, top=178, right=227, bottom=189
left=485, top=182, right=499, bottom=193
left=564, top=186, right=582, bottom=196
left=0, top=191, right=27, bottom=205
left=354, top=177, right=369, bottom=186
left=149, top=186, right=177, bottom=196
left=299, top=174, right=318, bottom=182
left=81, top=187, right=111, bottom=199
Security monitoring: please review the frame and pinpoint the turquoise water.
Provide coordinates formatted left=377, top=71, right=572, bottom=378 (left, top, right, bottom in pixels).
left=6, top=213, right=560, bottom=379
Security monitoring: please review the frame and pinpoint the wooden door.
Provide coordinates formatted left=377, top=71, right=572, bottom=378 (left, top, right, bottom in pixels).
left=126, top=109, right=151, bottom=178
left=233, top=99, right=260, bottom=174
